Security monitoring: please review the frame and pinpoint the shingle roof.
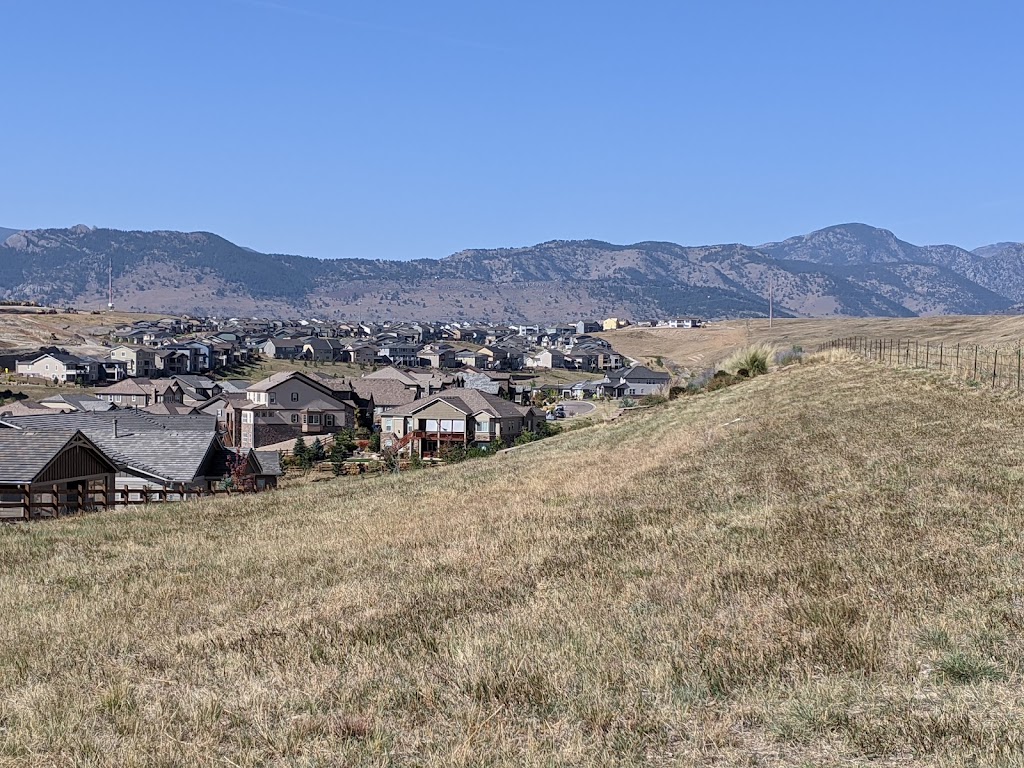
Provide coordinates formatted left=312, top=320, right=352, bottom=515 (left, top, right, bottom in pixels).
left=253, top=451, right=283, bottom=476
left=0, top=412, right=219, bottom=483
left=0, top=429, right=117, bottom=484
left=352, top=379, right=418, bottom=409
left=384, top=389, right=528, bottom=419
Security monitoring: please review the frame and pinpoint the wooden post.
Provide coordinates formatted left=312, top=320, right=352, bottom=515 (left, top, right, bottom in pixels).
left=52, top=484, right=59, bottom=518
left=22, top=486, right=30, bottom=521
left=76, top=486, right=83, bottom=515
left=925, top=342, right=930, bottom=369
left=915, top=341, right=919, bottom=367
left=974, top=346, right=978, bottom=381
left=939, top=343, right=943, bottom=370
left=993, top=349, right=998, bottom=388
left=1018, top=348, right=1021, bottom=391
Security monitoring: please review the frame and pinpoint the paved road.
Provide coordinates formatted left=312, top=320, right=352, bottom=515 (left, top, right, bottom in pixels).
left=556, top=401, right=597, bottom=419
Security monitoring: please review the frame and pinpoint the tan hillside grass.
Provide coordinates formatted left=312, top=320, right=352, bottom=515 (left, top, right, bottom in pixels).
left=2, top=358, right=1024, bottom=765
left=599, top=314, right=1024, bottom=373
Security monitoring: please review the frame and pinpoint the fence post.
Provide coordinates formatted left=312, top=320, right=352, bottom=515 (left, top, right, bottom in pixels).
left=52, top=484, right=59, bottom=518
left=1018, top=348, right=1021, bottom=391
left=915, top=341, right=919, bottom=368
left=22, top=487, right=30, bottom=521
left=939, top=343, right=943, bottom=370
left=974, top=346, right=979, bottom=381
left=993, top=349, right=998, bottom=388
left=925, top=342, right=930, bottom=369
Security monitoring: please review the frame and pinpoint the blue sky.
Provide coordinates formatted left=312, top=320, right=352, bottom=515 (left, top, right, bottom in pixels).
left=2, top=1, right=1021, bottom=259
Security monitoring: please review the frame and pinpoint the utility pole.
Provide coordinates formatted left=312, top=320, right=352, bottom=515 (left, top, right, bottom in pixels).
left=107, top=259, right=114, bottom=311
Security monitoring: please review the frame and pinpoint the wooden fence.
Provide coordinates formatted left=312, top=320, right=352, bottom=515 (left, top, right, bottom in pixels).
left=819, top=336, right=1024, bottom=390
left=0, top=483, right=271, bottom=523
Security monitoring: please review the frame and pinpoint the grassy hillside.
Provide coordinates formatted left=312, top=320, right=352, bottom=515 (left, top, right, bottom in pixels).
left=603, top=314, right=1024, bottom=372
left=2, top=358, right=1023, bottom=765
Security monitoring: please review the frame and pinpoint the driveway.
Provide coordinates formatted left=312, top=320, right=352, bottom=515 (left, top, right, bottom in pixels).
left=556, top=401, right=597, bottom=419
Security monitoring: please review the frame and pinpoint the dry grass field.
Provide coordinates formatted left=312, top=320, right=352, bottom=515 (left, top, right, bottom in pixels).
left=2, top=355, right=1023, bottom=765
left=0, top=308, right=165, bottom=353
left=601, top=314, right=1024, bottom=373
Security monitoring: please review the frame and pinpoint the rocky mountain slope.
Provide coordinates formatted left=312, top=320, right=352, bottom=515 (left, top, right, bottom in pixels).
left=1, top=223, right=1021, bottom=321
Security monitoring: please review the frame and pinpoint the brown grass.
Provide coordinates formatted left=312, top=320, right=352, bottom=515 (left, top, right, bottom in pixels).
left=1, top=358, right=1023, bottom=765
left=601, top=314, right=1024, bottom=373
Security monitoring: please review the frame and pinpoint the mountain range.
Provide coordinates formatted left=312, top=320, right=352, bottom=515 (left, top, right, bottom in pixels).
left=2, top=222, right=1023, bottom=322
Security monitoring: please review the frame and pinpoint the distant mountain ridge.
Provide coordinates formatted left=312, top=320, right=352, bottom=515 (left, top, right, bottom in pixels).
left=0, top=222, right=1022, bottom=322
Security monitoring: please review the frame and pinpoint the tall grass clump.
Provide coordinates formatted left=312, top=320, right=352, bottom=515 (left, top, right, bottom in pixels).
left=718, top=343, right=776, bottom=377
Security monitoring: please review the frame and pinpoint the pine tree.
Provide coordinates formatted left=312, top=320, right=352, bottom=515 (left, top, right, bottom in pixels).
left=292, top=436, right=308, bottom=468
left=310, top=437, right=326, bottom=463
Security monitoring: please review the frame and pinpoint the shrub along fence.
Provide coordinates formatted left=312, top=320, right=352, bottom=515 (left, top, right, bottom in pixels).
left=819, top=336, right=1024, bottom=390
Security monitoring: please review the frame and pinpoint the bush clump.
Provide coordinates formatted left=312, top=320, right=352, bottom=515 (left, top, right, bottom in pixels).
left=719, top=343, right=775, bottom=378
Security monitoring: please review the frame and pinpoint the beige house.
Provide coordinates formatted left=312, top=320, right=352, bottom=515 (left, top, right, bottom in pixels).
left=237, top=370, right=357, bottom=450
left=97, top=378, right=184, bottom=408
left=381, top=389, right=546, bottom=458
left=109, top=345, right=157, bottom=377
left=16, top=353, right=99, bottom=384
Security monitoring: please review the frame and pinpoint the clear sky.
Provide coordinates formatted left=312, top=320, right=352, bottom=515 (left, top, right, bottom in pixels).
left=2, top=1, right=1021, bottom=259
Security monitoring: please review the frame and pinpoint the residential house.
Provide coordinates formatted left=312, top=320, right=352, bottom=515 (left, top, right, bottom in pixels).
left=528, top=349, right=565, bottom=370
left=597, top=365, right=671, bottom=398
left=376, top=341, right=422, bottom=367
left=418, top=344, right=457, bottom=369
left=454, top=348, right=487, bottom=368
left=657, top=317, right=701, bottom=328
left=380, top=389, right=547, bottom=458
left=97, top=378, right=185, bottom=408
left=0, top=429, right=119, bottom=519
left=339, top=343, right=377, bottom=366
left=237, top=370, right=357, bottom=450
left=16, top=352, right=100, bottom=384
left=0, top=411, right=267, bottom=494
left=262, top=338, right=305, bottom=360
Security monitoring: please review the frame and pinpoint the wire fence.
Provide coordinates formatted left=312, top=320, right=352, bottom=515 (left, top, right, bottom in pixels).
left=818, top=336, right=1024, bottom=390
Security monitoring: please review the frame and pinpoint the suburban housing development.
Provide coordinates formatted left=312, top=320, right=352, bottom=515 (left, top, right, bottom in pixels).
left=0, top=311, right=691, bottom=515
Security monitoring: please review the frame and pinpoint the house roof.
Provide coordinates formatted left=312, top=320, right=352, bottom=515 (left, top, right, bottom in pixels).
left=351, top=379, right=418, bottom=409
left=217, top=379, right=252, bottom=394
left=141, top=402, right=198, bottom=416
left=0, top=412, right=219, bottom=483
left=20, top=351, right=88, bottom=366
left=0, top=429, right=118, bottom=484
left=0, top=400, right=55, bottom=417
left=384, top=389, right=530, bottom=420
left=39, top=393, right=115, bottom=412
left=253, top=450, right=283, bottom=476
left=610, top=365, right=671, bottom=381
left=246, top=370, right=313, bottom=392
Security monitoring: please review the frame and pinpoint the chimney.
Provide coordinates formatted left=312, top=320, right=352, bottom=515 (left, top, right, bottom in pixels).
left=112, top=418, right=118, bottom=438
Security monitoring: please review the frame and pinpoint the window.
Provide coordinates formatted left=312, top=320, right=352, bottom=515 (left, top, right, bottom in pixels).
left=291, top=414, right=299, bottom=424
left=269, top=393, right=276, bottom=404
left=291, top=392, right=299, bottom=402
left=325, top=414, right=334, bottom=427
left=310, top=414, right=321, bottom=425
left=131, top=395, right=136, bottom=403
left=476, top=420, right=489, bottom=433
left=383, top=418, right=393, bottom=432
left=115, top=395, right=122, bottom=403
